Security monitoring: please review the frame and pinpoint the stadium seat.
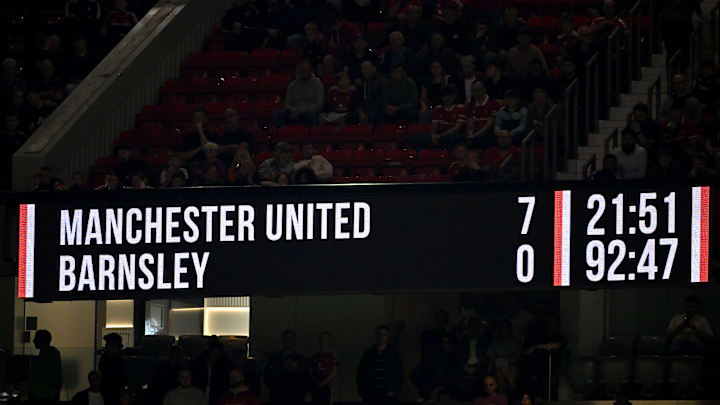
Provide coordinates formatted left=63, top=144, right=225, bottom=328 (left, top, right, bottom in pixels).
left=668, top=355, right=703, bottom=398
left=254, top=151, right=274, bottom=165
left=114, top=130, right=144, bottom=150
left=180, top=52, right=213, bottom=79
left=598, top=356, right=633, bottom=397
left=247, top=49, right=281, bottom=75
left=178, top=335, right=209, bottom=359
left=190, top=77, right=223, bottom=103
left=166, top=103, right=199, bottom=123
left=384, top=149, right=416, bottom=166
left=338, top=142, right=366, bottom=151
left=545, top=0, right=576, bottom=14
left=349, top=149, right=385, bottom=167
left=275, top=125, right=309, bottom=143
left=308, top=125, right=339, bottom=142
left=633, top=355, right=667, bottom=398
left=635, top=336, right=667, bottom=355
left=373, top=124, right=406, bottom=141
left=320, top=150, right=353, bottom=167
left=214, top=51, right=248, bottom=78
left=566, top=357, right=596, bottom=399
left=342, top=124, right=374, bottom=141
left=381, top=167, right=409, bottom=178
left=159, top=78, right=192, bottom=105
left=124, top=356, right=154, bottom=391
left=221, top=76, right=256, bottom=100
left=406, top=123, right=431, bottom=136
left=415, top=149, right=450, bottom=166
left=278, top=49, right=302, bottom=73
left=506, top=0, right=544, bottom=15
left=601, top=337, right=633, bottom=355
left=256, top=74, right=290, bottom=101
left=365, top=22, right=392, bottom=48
left=414, top=166, right=441, bottom=176
left=349, top=167, right=376, bottom=177
left=205, top=101, right=235, bottom=120
left=371, top=141, right=400, bottom=150
left=527, top=16, right=559, bottom=36
left=574, top=16, right=591, bottom=29
left=140, top=335, right=176, bottom=358
left=94, top=156, right=120, bottom=171
left=235, top=102, right=260, bottom=120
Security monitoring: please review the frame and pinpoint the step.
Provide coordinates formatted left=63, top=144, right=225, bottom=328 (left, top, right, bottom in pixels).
left=651, top=53, right=667, bottom=68
left=598, top=120, right=626, bottom=130
left=631, top=78, right=660, bottom=94
left=556, top=171, right=580, bottom=181
left=579, top=145, right=604, bottom=155
left=588, top=132, right=610, bottom=146
left=610, top=106, right=632, bottom=121
left=641, top=66, right=666, bottom=81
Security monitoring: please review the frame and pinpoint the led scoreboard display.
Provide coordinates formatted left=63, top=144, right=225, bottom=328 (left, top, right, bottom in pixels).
left=13, top=182, right=714, bottom=301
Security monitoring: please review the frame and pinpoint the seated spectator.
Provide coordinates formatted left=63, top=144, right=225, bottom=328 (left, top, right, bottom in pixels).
left=274, top=60, right=324, bottom=128
left=664, top=106, right=700, bottom=145
left=294, top=143, right=333, bottom=181
left=1, top=113, right=28, bottom=160
left=357, top=325, right=403, bottom=404
left=475, top=376, right=509, bottom=405
left=190, top=338, right=233, bottom=405
left=590, top=154, right=619, bottom=180
left=379, top=32, right=415, bottom=75
left=661, top=74, right=701, bottom=122
left=437, top=2, right=469, bottom=54
left=556, top=15, right=579, bottom=56
left=483, top=131, right=521, bottom=177
left=588, top=0, right=627, bottom=36
left=519, top=61, right=550, bottom=103
left=466, top=80, right=500, bottom=149
left=179, top=108, right=218, bottom=161
left=357, top=61, right=386, bottom=125
left=625, top=103, right=663, bottom=155
left=259, top=142, right=295, bottom=182
left=191, top=142, right=227, bottom=185
left=646, top=148, right=684, bottom=178
left=344, top=35, right=379, bottom=84
left=303, top=23, right=326, bottom=70
left=308, top=331, right=338, bottom=405
left=495, top=7, right=522, bottom=52
left=149, top=346, right=187, bottom=404
left=688, top=152, right=718, bottom=178
left=494, top=90, right=528, bottom=145
left=455, top=55, right=480, bottom=104
left=294, top=167, right=317, bottom=184
left=26, top=91, right=53, bottom=132
left=217, top=369, right=259, bottom=405
left=95, top=171, right=122, bottom=191
left=258, top=0, right=292, bottom=49
left=1, top=58, right=27, bottom=100
left=397, top=4, right=431, bottom=52
left=569, top=26, right=600, bottom=72
left=170, top=173, right=187, bottom=187
left=227, top=148, right=256, bottom=186
left=381, top=64, right=419, bottom=124
left=667, top=296, right=714, bottom=355
left=612, top=129, right=647, bottom=179
left=33, top=36, right=65, bottom=76
left=230, top=348, right=261, bottom=397
left=693, top=60, right=720, bottom=109
left=413, top=32, right=458, bottom=83
left=467, top=18, right=496, bottom=72
left=420, top=61, right=452, bottom=120
left=487, top=319, right=523, bottom=392
left=71, top=370, right=105, bottom=405
left=264, top=330, right=306, bottom=405
left=65, top=35, right=99, bottom=86
left=548, top=56, right=578, bottom=105
left=160, top=153, right=189, bottom=187
left=411, top=84, right=465, bottom=150
left=32, top=59, right=65, bottom=110
left=320, top=72, right=359, bottom=125
left=163, top=369, right=208, bottom=405
left=7, top=89, right=30, bottom=131
left=103, top=0, right=138, bottom=49
left=67, top=171, right=91, bottom=191
left=221, top=0, right=262, bottom=51
left=262, top=171, right=290, bottom=186
left=449, top=144, right=488, bottom=181
left=455, top=317, right=491, bottom=400
left=506, top=27, right=548, bottom=82
left=130, top=171, right=153, bottom=189
left=484, top=61, right=512, bottom=103
left=114, top=146, right=149, bottom=186
left=526, top=88, right=557, bottom=141
left=214, top=107, right=251, bottom=164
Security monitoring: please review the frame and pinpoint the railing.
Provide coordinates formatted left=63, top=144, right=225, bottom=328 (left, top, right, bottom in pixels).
left=606, top=28, right=622, bottom=109
left=563, top=79, right=579, bottom=161
left=688, top=25, right=703, bottom=87
left=544, top=104, right=562, bottom=180
left=520, top=130, right=538, bottom=181
left=585, top=52, right=600, bottom=136
left=627, top=1, right=642, bottom=83
left=582, top=153, right=597, bottom=180
left=647, top=76, right=662, bottom=120
left=667, top=49, right=683, bottom=96
left=712, top=1, right=720, bottom=64
left=498, top=153, right=513, bottom=181
left=603, top=128, right=620, bottom=156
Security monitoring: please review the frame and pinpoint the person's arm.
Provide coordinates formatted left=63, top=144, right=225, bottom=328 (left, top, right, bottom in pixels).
left=494, top=111, right=504, bottom=135
left=293, top=159, right=311, bottom=171
left=440, top=118, right=466, bottom=136
left=307, top=80, right=325, bottom=114
left=509, top=108, right=528, bottom=138
left=667, top=316, right=686, bottom=339
left=284, top=82, right=296, bottom=110
left=535, top=47, right=549, bottom=72
left=397, top=80, right=418, bottom=112
left=476, top=117, right=495, bottom=137
left=312, top=155, right=333, bottom=180
left=318, top=364, right=338, bottom=386
left=162, top=391, right=172, bottom=405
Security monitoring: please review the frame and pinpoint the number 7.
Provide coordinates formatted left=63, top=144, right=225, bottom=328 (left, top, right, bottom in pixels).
left=660, top=238, right=677, bottom=279
left=518, top=196, right=536, bottom=235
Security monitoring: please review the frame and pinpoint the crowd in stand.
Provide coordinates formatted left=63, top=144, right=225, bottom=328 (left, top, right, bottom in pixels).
left=4, top=294, right=714, bottom=404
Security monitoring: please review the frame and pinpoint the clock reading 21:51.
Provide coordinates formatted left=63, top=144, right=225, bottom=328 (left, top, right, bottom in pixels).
left=585, top=192, right=677, bottom=282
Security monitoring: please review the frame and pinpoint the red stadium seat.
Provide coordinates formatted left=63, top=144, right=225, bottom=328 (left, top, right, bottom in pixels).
left=166, top=103, right=200, bottom=122
left=213, top=51, right=248, bottom=78
left=221, top=77, right=256, bottom=99
left=190, top=78, right=223, bottom=103
left=235, top=102, right=260, bottom=120
left=573, top=15, right=591, bottom=28
left=205, top=101, right=235, bottom=120
left=159, top=78, right=191, bottom=105
left=279, top=49, right=302, bottom=69
left=414, top=166, right=441, bottom=176
left=309, top=125, right=339, bottom=142
left=381, top=167, right=409, bottom=178
left=319, top=150, right=352, bottom=167
left=373, top=124, right=406, bottom=141
left=349, top=167, right=377, bottom=177
left=527, top=16, right=559, bottom=35
left=254, top=151, right=273, bottom=165
left=406, top=123, right=431, bottom=136
left=333, top=168, right=345, bottom=177
left=256, top=74, right=290, bottom=95
left=136, top=105, right=166, bottom=129
left=342, top=124, right=374, bottom=142
left=545, top=0, right=576, bottom=13
left=114, top=130, right=144, bottom=150
left=371, top=141, right=399, bottom=150
left=338, top=142, right=366, bottom=151
left=275, top=125, right=309, bottom=143
left=247, top=49, right=281, bottom=75
left=94, top=156, right=120, bottom=170
left=538, top=43, right=560, bottom=59
left=180, top=52, right=213, bottom=79
left=365, top=22, right=392, bottom=48
left=415, top=149, right=451, bottom=166
left=312, top=142, right=335, bottom=152
left=349, top=149, right=384, bottom=167
left=505, top=0, right=544, bottom=15
left=384, top=149, right=416, bottom=166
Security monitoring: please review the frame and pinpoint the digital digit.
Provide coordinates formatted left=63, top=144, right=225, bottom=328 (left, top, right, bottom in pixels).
left=587, top=194, right=606, bottom=236
left=516, top=244, right=535, bottom=283
left=664, top=192, right=675, bottom=234
left=637, top=239, right=658, bottom=280
left=639, top=193, right=657, bottom=234
left=659, top=238, right=678, bottom=279
left=611, top=194, right=624, bottom=235
left=517, top=196, right=536, bottom=235
left=586, top=240, right=605, bottom=281
left=607, top=239, right=627, bottom=281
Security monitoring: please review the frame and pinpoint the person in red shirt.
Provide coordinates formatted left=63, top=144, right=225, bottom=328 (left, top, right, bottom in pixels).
left=411, top=84, right=467, bottom=150
left=103, top=0, right=138, bottom=47
left=589, top=0, right=628, bottom=36
left=465, top=80, right=500, bottom=148
left=310, top=331, right=338, bottom=405
left=474, top=376, right=509, bottom=405
left=217, top=369, right=259, bottom=405
left=556, top=15, right=579, bottom=56
left=482, top=131, right=520, bottom=179
left=320, top=71, right=358, bottom=125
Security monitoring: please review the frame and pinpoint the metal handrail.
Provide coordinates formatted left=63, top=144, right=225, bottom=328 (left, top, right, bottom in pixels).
left=647, top=76, right=662, bottom=120
left=498, top=153, right=514, bottom=182
left=520, top=130, right=537, bottom=181
left=606, top=28, right=621, bottom=109
left=544, top=104, right=561, bottom=180
left=563, top=79, right=579, bottom=162
left=585, top=52, right=600, bottom=136
left=628, top=0, right=642, bottom=83
left=582, top=153, right=597, bottom=180
left=603, top=128, right=620, bottom=156
left=712, top=1, right=720, bottom=64
left=667, top=49, right=682, bottom=96
left=688, top=26, right=703, bottom=87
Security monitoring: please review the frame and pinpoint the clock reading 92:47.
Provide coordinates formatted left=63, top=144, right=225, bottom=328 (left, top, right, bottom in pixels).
left=585, top=192, right=677, bottom=282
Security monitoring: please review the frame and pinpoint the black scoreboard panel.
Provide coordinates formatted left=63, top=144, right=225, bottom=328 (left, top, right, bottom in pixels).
left=12, top=181, right=714, bottom=301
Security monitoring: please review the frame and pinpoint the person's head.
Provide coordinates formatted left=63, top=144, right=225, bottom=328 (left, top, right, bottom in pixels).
left=528, top=59, right=544, bottom=78
left=27, top=92, right=43, bottom=108
left=131, top=172, right=147, bottom=188
left=39, top=59, right=55, bottom=81
left=296, top=60, right=312, bottom=81
left=442, top=3, right=460, bottom=24
left=44, top=35, right=62, bottom=52
left=671, top=74, right=688, bottom=96
left=532, top=88, right=549, bottom=107
left=294, top=167, right=317, bottom=184
left=503, top=6, right=519, bottom=25
left=559, top=15, right=574, bottom=33
left=453, top=142, right=469, bottom=161
left=684, top=295, right=699, bottom=316
left=116, top=146, right=131, bottom=161
left=669, top=106, right=684, bottom=124
left=72, top=35, right=88, bottom=53
left=71, top=171, right=85, bottom=186
left=486, top=61, right=502, bottom=78
left=562, top=56, right=577, bottom=77
left=484, top=376, right=499, bottom=395
left=38, top=166, right=52, bottom=185
left=497, top=131, right=512, bottom=149
left=475, top=17, right=490, bottom=36
left=203, top=141, right=219, bottom=160
left=11, top=89, right=25, bottom=108
left=461, top=55, right=477, bottom=77
left=319, top=331, right=332, bottom=350
left=167, top=152, right=182, bottom=168
left=521, top=393, right=535, bottom=405
left=360, top=60, right=377, bottom=81
left=441, top=84, right=457, bottom=106
left=430, top=32, right=445, bottom=50
left=389, top=31, right=405, bottom=49
left=304, top=22, right=320, bottom=41
left=282, top=329, right=297, bottom=351
left=178, top=368, right=193, bottom=388
left=193, top=108, right=208, bottom=126
left=113, top=0, right=128, bottom=11
left=353, top=35, right=369, bottom=53
left=390, top=64, right=407, bottom=82
left=692, top=153, right=709, bottom=173
left=103, top=332, right=123, bottom=353
left=88, top=370, right=102, bottom=390
left=602, top=153, right=617, bottom=173
left=2, top=58, right=17, bottom=82
left=301, top=142, right=317, bottom=160
left=578, top=25, right=594, bottom=46
left=516, top=26, right=532, bottom=47
left=602, top=0, right=617, bottom=17
left=657, top=149, right=673, bottom=168
left=336, top=71, right=351, bottom=90
left=274, top=141, right=293, bottom=164
left=621, top=129, right=637, bottom=153
left=5, top=113, right=19, bottom=131
left=471, top=80, right=487, bottom=102
left=33, top=329, right=52, bottom=349
left=407, top=4, right=422, bottom=24
left=430, top=60, right=444, bottom=79
left=224, top=107, right=240, bottom=129
left=632, top=103, right=649, bottom=122
left=375, top=324, right=390, bottom=346
left=171, top=173, right=186, bottom=187
left=229, top=368, right=245, bottom=388
left=434, top=309, right=450, bottom=329
left=505, top=89, right=521, bottom=110
left=277, top=172, right=290, bottom=185
left=106, top=172, right=120, bottom=190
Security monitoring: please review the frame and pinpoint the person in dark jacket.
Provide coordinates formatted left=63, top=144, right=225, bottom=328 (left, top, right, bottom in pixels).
left=356, top=325, right=403, bottom=405
left=263, top=330, right=307, bottom=405
left=357, top=61, right=386, bottom=125
left=98, top=333, right=125, bottom=405
left=190, top=338, right=234, bottom=405
left=71, top=370, right=105, bottom=405
left=381, top=64, right=419, bottom=124
left=29, top=329, right=63, bottom=403
left=149, top=346, right=188, bottom=405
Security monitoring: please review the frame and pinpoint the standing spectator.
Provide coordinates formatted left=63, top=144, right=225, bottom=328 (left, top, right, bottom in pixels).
left=32, top=60, right=65, bottom=110
left=454, top=317, right=491, bottom=401
left=264, top=330, right=307, bottom=405
left=302, top=22, right=326, bottom=70
left=413, top=32, right=458, bottom=84
left=494, top=90, right=527, bottom=145
left=467, top=18, right=496, bottom=72
left=526, top=88, right=556, bottom=141
left=589, top=154, right=619, bottom=180
left=688, top=152, right=719, bottom=178
left=502, top=294, right=534, bottom=342
left=259, top=142, right=295, bottom=182
left=475, top=376, right=509, bottom=405
left=163, top=369, right=208, bottom=405
left=25, top=92, right=53, bottom=133
left=274, top=60, right=324, bottom=128
left=519, top=61, right=550, bottom=103
left=294, top=143, right=333, bottom=181
left=179, top=108, right=218, bottom=161
left=65, top=35, right=99, bottom=85
left=160, top=153, right=190, bottom=187
left=1, top=58, right=27, bottom=100
left=667, top=296, right=714, bottom=355
left=65, top=0, right=103, bottom=43
left=494, top=7, right=522, bottom=52
left=487, top=319, right=523, bottom=392
left=114, top=146, right=149, bottom=187
left=357, top=61, right=387, bottom=125
left=381, top=64, right=419, bottom=124
left=379, top=32, right=415, bottom=75
left=693, top=60, right=720, bottom=109
left=258, top=0, right=293, bottom=49
left=456, top=56, right=480, bottom=105
left=412, top=310, right=453, bottom=400
left=569, top=27, right=600, bottom=73
left=588, top=0, right=627, bottom=37
left=356, top=325, right=403, bottom=405
left=466, top=81, right=500, bottom=148
left=7, top=89, right=30, bottom=131
left=660, top=0, right=703, bottom=69
left=398, top=4, right=431, bottom=52
left=149, top=346, right=188, bottom=405
left=309, top=331, right=339, bottom=405
left=612, top=129, right=647, bottom=179
left=320, top=71, right=359, bottom=125
left=217, top=369, right=259, bottom=405
left=318, top=14, right=360, bottom=56
left=548, top=56, right=578, bottom=105
left=230, top=349, right=261, bottom=397
left=99, top=333, right=126, bottom=404
left=33, top=36, right=65, bottom=76
left=556, top=15, right=579, bottom=56
left=484, top=61, right=512, bottom=103
left=190, top=338, right=233, bottom=405
left=103, top=0, right=138, bottom=49
left=29, top=330, right=63, bottom=403
left=190, top=142, right=227, bottom=185
left=227, top=148, right=257, bottom=186
left=221, top=0, right=262, bottom=51
left=343, top=36, right=379, bottom=84
left=213, top=107, right=251, bottom=164
left=625, top=103, right=663, bottom=155
left=71, top=370, right=105, bottom=405
left=661, top=74, right=701, bottom=122
left=411, top=84, right=466, bottom=150
left=420, top=61, right=452, bottom=121
left=506, top=27, right=548, bottom=81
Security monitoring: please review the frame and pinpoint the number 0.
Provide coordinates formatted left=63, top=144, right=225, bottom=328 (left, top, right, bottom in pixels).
left=517, top=244, right=535, bottom=283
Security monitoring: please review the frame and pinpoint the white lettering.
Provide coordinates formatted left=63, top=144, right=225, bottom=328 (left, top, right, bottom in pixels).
left=306, top=203, right=314, bottom=239
left=156, top=253, right=170, bottom=289
left=354, top=202, right=371, bottom=239
left=59, top=256, right=76, bottom=291
left=118, top=254, right=135, bottom=290
left=201, top=206, right=218, bottom=242
left=266, top=205, right=282, bottom=241
left=98, top=254, right=116, bottom=290
left=220, top=205, right=235, bottom=242
left=238, top=205, right=255, bottom=241
left=165, top=207, right=181, bottom=243
left=183, top=206, right=200, bottom=243
left=335, top=202, right=350, bottom=239
left=60, top=210, right=82, bottom=246
left=286, top=204, right=303, bottom=240
left=144, top=207, right=163, bottom=243
left=85, top=209, right=103, bottom=245
left=126, top=208, right=142, bottom=244
left=138, top=254, right=155, bottom=290
left=78, top=256, right=96, bottom=291
left=174, top=252, right=189, bottom=289
left=105, top=209, right=123, bottom=245
left=192, top=252, right=210, bottom=289
left=316, top=203, right=332, bottom=240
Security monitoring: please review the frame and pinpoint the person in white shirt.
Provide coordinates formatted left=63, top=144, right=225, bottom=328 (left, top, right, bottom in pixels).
left=163, top=369, right=208, bottom=405
left=667, top=296, right=714, bottom=355
left=612, top=129, right=647, bottom=179
left=70, top=370, right=105, bottom=405
left=294, top=143, right=333, bottom=181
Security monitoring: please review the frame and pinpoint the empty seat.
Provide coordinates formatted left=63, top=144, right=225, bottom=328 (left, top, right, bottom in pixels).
left=205, top=101, right=235, bottom=120
left=635, top=336, right=667, bottom=355
left=373, top=124, right=406, bottom=141
left=384, top=149, right=415, bottom=166
left=256, top=74, right=290, bottom=97
left=406, top=123, right=431, bottom=136
left=247, top=49, right=280, bottom=75
left=601, top=337, right=633, bottom=356
left=598, top=356, right=632, bottom=397
left=414, top=166, right=441, bottom=176
left=124, top=356, right=154, bottom=391
left=566, top=357, right=596, bottom=399
left=342, top=124, right=374, bottom=141
left=140, top=335, right=176, bottom=358
left=279, top=49, right=301, bottom=69
left=159, top=78, right=192, bottom=105
left=633, top=355, right=667, bottom=397
left=320, top=150, right=352, bottom=167
left=308, top=125, right=338, bottom=142
left=668, top=355, right=703, bottom=398
left=415, top=149, right=450, bottom=166
left=527, top=16, right=559, bottom=35
left=214, top=51, right=248, bottom=78
left=381, top=167, right=409, bottom=178
left=275, top=125, right=309, bottom=143
left=191, top=78, right=222, bottom=103
left=180, top=52, right=213, bottom=79
left=348, top=150, right=384, bottom=167
left=178, top=335, right=209, bottom=359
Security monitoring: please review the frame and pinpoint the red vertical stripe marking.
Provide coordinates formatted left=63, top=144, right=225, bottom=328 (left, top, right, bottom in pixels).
left=700, top=186, right=710, bottom=282
left=553, top=191, right=563, bottom=286
left=18, top=204, right=27, bottom=298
